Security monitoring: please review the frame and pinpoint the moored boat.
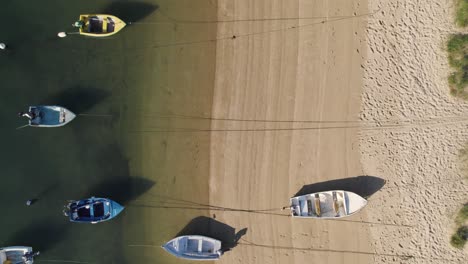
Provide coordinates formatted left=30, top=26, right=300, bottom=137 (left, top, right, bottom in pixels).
left=162, top=235, right=222, bottom=261
left=63, top=197, right=124, bottom=224
left=73, top=14, right=126, bottom=37
left=289, top=190, right=367, bottom=218
left=18, top=106, right=75, bottom=127
left=0, top=246, right=39, bottom=264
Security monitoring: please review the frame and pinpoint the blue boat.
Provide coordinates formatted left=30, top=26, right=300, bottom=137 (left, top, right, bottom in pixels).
left=63, top=197, right=124, bottom=224
left=18, top=105, right=76, bottom=127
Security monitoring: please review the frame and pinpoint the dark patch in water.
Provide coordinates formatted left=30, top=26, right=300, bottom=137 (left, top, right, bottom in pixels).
left=85, top=176, right=155, bottom=205
left=40, top=86, right=111, bottom=114
left=5, top=219, right=68, bottom=253
left=102, top=1, right=158, bottom=23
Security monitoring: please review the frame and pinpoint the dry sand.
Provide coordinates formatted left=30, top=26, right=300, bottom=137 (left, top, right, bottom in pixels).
left=209, top=0, right=467, bottom=263
left=360, top=0, right=468, bottom=263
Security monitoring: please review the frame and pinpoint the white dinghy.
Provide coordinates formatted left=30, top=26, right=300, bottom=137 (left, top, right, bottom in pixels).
left=18, top=106, right=76, bottom=127
left=162, top=235, right=222, bottom=261
left=0, top=246, right=39, bottom=264
left=289, top=190, right=367, bottom=218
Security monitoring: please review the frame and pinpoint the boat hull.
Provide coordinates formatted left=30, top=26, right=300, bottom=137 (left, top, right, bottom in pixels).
left=162, top=235, right=222, bottom=261
left=65, top=197, right=124, bottom=224
left=78, top=14, right=126, bottom=37
left=28, top=105, right=76, bottom=127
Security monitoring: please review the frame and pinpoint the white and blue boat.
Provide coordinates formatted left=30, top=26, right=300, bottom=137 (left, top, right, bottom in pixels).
left=0, top=246, right=39, bottom=264
left=18, top=105, right=76, bottom=127
left=162, top=235, right=222, bottom=261
left=63, top=197, right=124, bottom=224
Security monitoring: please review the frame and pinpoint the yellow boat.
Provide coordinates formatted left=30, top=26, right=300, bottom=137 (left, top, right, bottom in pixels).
left=73, top=14, right=126, bottom=37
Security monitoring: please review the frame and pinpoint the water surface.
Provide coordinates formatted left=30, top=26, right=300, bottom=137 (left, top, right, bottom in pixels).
left=0, top=0, right=217, bottom=263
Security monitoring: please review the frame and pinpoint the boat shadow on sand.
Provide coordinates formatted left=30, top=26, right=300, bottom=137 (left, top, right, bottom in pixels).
left=176, top=216, right=248, bottom=252
left=294, top=175, right=386, bottom=199
left=101, top=1, right=158, bottom=23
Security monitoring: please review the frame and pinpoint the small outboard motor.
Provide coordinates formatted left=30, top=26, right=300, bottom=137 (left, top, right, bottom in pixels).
left=63, top=205, right=70, bottom=217
left=73, top=20, right=84, bottom=28
left=23, top=251, right=40, bottom=262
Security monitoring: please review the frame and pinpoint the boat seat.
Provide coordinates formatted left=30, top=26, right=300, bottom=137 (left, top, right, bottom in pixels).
left=332, top=191, right=340, bottom=216
left=307, top=199, right=313, bottom=216
left=198, top=240, right=203, bottom=252
left=107, top=17, right=115, bottom=32
left=314, top=194, right=321, bottom=216
left=88, top=17, right=103, bottom=33
left=60, top=109, right=66, bottom=123
left=299, top=200, right=307, bottom=216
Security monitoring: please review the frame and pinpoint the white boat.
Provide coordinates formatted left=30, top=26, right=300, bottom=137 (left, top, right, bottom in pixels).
left=19, top=106, right=76, bottom=127
left=162, top=235, right=222, bottom=261
left=0, top=246, right=39, bottom=264
left=289, top=190, right=367, bottom=218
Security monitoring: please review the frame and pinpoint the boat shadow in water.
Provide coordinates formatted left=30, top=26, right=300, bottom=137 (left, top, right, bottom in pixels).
left=101, top=1, right=158, bottom=23
left=5, top=219, right=68, bottom=253
left=40, top=86, right=111, bottom=114
left=176, top=216, right=248, bottom=252
left=85, top=176, right=155, bottom=206
left=294, top=175, right=386, bottom=199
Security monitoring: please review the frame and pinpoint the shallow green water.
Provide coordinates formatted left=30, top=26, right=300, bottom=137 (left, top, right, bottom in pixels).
left=0, top=0, right=216, bottom=263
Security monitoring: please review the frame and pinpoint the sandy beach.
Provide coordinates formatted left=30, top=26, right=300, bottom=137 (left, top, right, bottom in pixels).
left=360, top=0, right=468, bottom=262
left=209, top=0, right=467, bottom=263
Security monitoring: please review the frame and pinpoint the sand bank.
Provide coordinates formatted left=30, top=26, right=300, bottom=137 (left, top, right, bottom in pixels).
left=209, top=1, right=373, bottom=263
